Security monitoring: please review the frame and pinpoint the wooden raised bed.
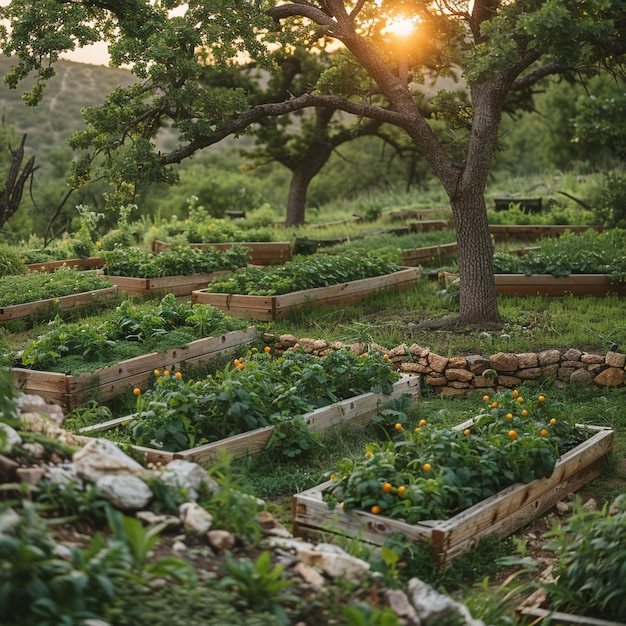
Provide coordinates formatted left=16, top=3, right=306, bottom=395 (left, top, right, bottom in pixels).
left=494, top=274, right=626, bottom=297
left=78, top=373, right=420, bottom=465
left=191, top=267, right=421, bottom=320
left=402, top=242, right=458, bottom=266
left=494, top=197, right=542, bottom=213
left=488, top=224, right=601, bottom=242
left=26, top=257, right=106, bottom=272
left=105, top=271, right=229, bottom=296
left=0, top=286, right=119, bottom=323
left=292, top=424, right=614, bottom=568
left=10, top=327, right=257, bottom=411
left=152, top=241, right=292, bottom=266
left=519, top=606, right=626, bottom=626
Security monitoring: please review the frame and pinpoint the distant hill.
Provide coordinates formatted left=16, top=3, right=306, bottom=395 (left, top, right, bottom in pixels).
left=0, top=56, right=179, bottom=163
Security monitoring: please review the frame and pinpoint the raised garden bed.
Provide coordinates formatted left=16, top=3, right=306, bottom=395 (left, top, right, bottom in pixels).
left=494, top=274, right=626, bottom=297
left=493, top=197, right=543, bottom=213
left=78, top=374, right=420, bottom=465
left=292, top=424, right=614, bottom=568
left=0, top=286, right=119, bottom=323
left=401, top=242, right=458, bottom=266
left=105, top=272, right=228, bottom=296
left=26, top=257, right=106, bottom=272
left=488, top=224, right=601, bottom=242
left=152, top=240, right=292, bottom=266
left=191, top=266, right=420, bottom=320
left=10, top=327, right=257, bottom=411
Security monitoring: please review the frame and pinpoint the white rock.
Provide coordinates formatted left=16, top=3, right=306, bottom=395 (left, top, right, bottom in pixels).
left=73, top=438, right=145, bottom=484
left=0, top=423, right=22, bottom=453
left=293, top=561, right=326, bottom=590
left=179, top=501, right=214, bottom=535
left=16, top=394, right=65, bottom=426
left=160, top=459, right=219, bottom=501
left=96, top=474, right=153, bottom=511
left=172, top=540, right=187, bottom=553
left=296, top=545, right=370, bottom=584
left=136, top=510, right=182, bottom=530
left=407, top=578, right=486, bottom=626
left=45, top=464, right=83, bottom=488
left=207, top=529, right=236, bottom=551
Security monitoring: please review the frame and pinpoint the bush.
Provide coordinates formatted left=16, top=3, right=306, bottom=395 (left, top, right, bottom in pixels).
left=0, top=243, right=27, bottom=277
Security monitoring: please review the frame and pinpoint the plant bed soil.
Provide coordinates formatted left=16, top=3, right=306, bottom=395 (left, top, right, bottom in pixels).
left=105, top=271, right=230, bottom=296
left=26, top=257, right=106, bottom=272
left=77, top=374, right=420, bottom=465
left=152, top=240, right=292, bottom=266
left=494, top=274, right=626, bottom=297
left=291, top=424, right=614, bottom=568
left=10, top=327, right=257, bottom=411
left=191, top=266, right=421, bottom=320
left=0, top=286, right=119, bottom=323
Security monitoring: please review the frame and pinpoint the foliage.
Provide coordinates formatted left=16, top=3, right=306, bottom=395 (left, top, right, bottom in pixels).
left=486, top=204, right=596, bottom=226
left=326, top=389, right=585, bottom=523
left=208, top=250, right=401, bottom=296
left=123, top=346, right=398, bottom=454
left=18, top=294, right=247, bottom=372
left=541, top=496, right=626, bottom=621
left=0, top=243, right=27, bottom=277
left=492, top=228, right=626, bottom=282
left=588, top=171, right=626, bottom=230
left=102, top=244, right=250, bottom=278
left=0, top=267, right=111, bottom=307
left=220, top=550, right=294, bottom=626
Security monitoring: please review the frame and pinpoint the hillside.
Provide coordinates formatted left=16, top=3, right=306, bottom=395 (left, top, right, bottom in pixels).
left=0, top=56, right=179, bottom=161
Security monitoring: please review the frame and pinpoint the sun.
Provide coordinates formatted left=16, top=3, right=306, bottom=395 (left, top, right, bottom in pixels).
left=383, top=16, right=417, bottom=37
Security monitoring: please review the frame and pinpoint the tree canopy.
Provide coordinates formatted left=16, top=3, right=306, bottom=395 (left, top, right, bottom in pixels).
left=2, top=0, right=625, bottom=326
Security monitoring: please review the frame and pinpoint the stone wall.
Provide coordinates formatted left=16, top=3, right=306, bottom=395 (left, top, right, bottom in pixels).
left=267, top=334, right=626, bottom=397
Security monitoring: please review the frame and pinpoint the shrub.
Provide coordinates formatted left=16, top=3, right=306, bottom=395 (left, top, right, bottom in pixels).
left=0, top=243, right=27, bottom=277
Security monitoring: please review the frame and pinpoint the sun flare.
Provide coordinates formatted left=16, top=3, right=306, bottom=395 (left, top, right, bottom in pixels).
left=383, top=16, right=417, bottom=37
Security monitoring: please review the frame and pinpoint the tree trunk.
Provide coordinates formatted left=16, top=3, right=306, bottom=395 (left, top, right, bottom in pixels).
left=0, top=134, right=37, bottom=230
left=450, top=188, right=502, bottom=327
left=284, top=141, right=333, bottom=227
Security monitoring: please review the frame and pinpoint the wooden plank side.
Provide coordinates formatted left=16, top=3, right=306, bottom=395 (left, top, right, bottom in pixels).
left=520, top=607, right=626, bottom=626
left=402, top=243, right=458, bottom=266
left=0, top=286, right=118, bottom=322
left=152, top=241, right=291, bottom=265
left=494, top=274, right=625, bottom=297
left=26, top=257, right=106, bottom=272
left=107, top=273, right=221, bottom=296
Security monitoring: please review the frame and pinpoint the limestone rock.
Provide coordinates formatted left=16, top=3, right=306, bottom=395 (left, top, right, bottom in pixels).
left=296, top=544, right=370, bottom=584
left=179, top=501, right=214, bottom=535
left=207, top=529, right=236, bottom=551
left=445, top=368, right=473, bottom=383
left=96, top=474, right=153, bottom=511
left=517, top=352, right=539, bottom=369
left=428, top=353, right=449, bottom=373
left=16, top=394, right=64, bottom=426
left=569, top=368, right=593, bottom=386
left=136, top=510, right=182, bottom=530
left=73, top=438, right=145, bottom=484
left=489, top=352, right=519, bottom=373
left=293, top=561, right=326, bottom=590
left=159, top=459, right=220, bottom=501
left=594, top=367, right=625, bottom=387
left=606, top=351, right=626, bottom=368
left=537, top=349, right=561, bottom=366
left=0, top=423, right=22, bottom=453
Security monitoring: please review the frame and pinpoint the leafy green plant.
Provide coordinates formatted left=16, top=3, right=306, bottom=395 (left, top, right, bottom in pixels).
left=207, top=249, right=401, bottom=296
left=541, top=496, right=626, bottom=621
left=0, top=267, right=112, bottom=307
left=125, top=346, right=398, bottom=454
left=0, top=243, right=27, bottom=277
left=102, top=244, right=249, bottom=277
left=220, top=550, right=294, bottom=626
left=326, top=388, right=586, bottom=523
left=18, top=294, right=247, bottom=372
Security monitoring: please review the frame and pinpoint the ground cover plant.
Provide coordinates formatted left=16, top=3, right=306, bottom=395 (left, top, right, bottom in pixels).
left=492, top=228, right=626, bottom=282
left=10, top=294, right=248, bottom=374
left=486, top=203, right=596, bottom=226
left=102, top=245, right=250, bottom=278
left=74, top=346, right=399, bottom=457
left=206, top=249, right=401, bottom=296
left=325, top=389, right=588, bottom=522
left=0, top=267, right=113, bottom=307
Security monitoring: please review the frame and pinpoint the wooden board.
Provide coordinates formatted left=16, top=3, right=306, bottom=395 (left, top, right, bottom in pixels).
left=105, top=271, right=228, bottom=296
left=0, top=286, right=119, bottom=323
left=11, top=327, right=257, bottom=411
left=402, top=242, right=458, bottom=266
left=488, top=224, right=601, bottom=242
left=79, top=374, right=420, bottom=464
left=494, top=274, right=626, bottom=297
left=26, top=257, right=106, bottom=272
left=520, top=607, right=626, bottom=626
left=152, top=241, right=292, bottom=266
left=292, top=425, right=614, bottom=568
left=191, top=267, right=421, bottom=320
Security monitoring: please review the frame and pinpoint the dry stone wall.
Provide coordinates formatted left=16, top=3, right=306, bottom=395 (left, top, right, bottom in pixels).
left=267, top=334, right=626, bottom=396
